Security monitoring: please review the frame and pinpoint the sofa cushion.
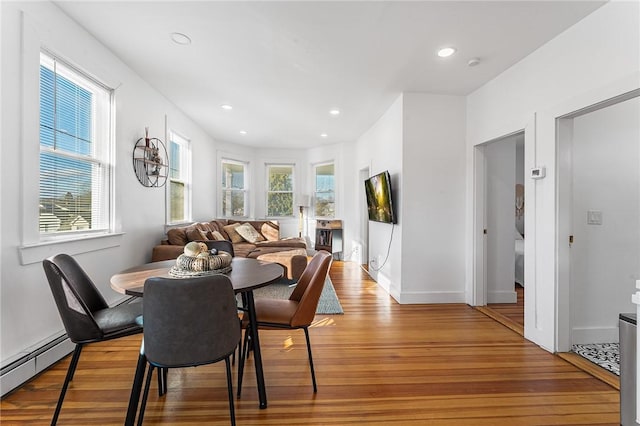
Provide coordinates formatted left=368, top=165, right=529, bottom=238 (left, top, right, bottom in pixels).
left=223, top=223, right=245, bottom=243
left=167, top=227, right=189, bottom=246
left=236, top=223, right=265, bottom=243
left=233, top=242, right=257, bottom=258
left=260, top=222, right=280, bottom=241
left=255, top=237, right=306, bottom=249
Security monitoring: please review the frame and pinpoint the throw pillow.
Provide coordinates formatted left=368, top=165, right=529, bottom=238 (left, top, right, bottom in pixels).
left=223, top=223, right=245, bottom=243
left=261, top=222, right=280, bottom=241
left=207, top=230, right=226, bottom=241
left=186, top=226, right=207, bottom=242
left=167, top=227, right=189, bottom=246
left=236, top=223, right=265, bottom=244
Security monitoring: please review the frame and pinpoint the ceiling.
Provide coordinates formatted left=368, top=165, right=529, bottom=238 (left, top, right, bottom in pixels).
left=54, top=1, right=605, bottom=149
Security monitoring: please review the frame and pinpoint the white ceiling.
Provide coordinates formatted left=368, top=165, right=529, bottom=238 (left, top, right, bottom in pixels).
left=55, top=1, right=605, bottom=149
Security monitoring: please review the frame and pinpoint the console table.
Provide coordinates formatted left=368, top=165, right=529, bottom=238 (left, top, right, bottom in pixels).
left=315, top=219, right=343, bottom=259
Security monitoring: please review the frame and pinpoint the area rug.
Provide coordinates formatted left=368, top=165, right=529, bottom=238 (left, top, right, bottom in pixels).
left=252, top=276, right=344, bottom=315
left=572, top=343, right=620, bottom=376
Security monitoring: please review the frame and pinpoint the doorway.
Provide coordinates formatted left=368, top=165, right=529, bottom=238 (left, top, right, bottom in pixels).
left=475, top=131, right=526, bottom=334
left=359, top=166, right=370, bottom=268
left=556, top=93, right=640, bottom=353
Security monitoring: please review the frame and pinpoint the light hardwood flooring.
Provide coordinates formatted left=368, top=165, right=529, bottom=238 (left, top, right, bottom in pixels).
left=1, top=262, right=619, bottom=425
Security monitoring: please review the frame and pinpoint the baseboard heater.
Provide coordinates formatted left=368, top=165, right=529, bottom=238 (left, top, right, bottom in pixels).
left=0, top=296, right=139, bottom=397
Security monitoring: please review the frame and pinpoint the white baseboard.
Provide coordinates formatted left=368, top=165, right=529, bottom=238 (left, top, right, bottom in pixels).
left=1, top=337, right=74, bottom=397
left=487, top=290, right=517, bottom=304
left=571, top=326, right=619, bottom=345
left=397, top=290, right=467, bottom=304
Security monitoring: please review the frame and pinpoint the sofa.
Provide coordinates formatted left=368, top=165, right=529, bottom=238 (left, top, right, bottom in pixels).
left=151, top=219, right=308, bottom=279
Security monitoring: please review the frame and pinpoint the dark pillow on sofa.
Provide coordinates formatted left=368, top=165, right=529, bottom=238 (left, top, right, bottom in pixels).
left=186, top=226, right=208, bottom=242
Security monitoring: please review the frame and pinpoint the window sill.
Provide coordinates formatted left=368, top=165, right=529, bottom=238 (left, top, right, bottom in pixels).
left=18, top=233, right=124, bottom=265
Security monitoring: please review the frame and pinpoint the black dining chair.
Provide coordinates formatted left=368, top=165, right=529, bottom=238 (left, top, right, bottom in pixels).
left=135, top=275, right=241, bottom=426
left=202, top=239, right=235, bottom=257
left=42, top=253, right=143, bottom=426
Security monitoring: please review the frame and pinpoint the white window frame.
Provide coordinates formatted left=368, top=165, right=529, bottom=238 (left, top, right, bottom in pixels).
left=266, top=163, right=295, bottom=218
left=220, top=158, right=249, bottom=218
left=38, top=50, right=114, bottom=241
left=313, top=162, right=336, bottom=219
left=167, top=130, right=192, bottom=224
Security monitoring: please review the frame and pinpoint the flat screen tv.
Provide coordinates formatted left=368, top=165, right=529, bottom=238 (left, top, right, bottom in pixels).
left=364, top=170, right=396, bottom=224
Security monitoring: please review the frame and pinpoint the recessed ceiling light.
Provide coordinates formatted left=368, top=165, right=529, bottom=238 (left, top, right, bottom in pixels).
left=239, top=130, right=247, bottom=135
left=170, top=32, right=192, bottom=45
left=320, top=133, right=328, bottom=138
left=329, top=109, right=340, bottom=116
left=221, top=104, right=233, bottom=110
left=437, top=47, right=456, bottom=58
left=468, top=58, right=481, bottom=67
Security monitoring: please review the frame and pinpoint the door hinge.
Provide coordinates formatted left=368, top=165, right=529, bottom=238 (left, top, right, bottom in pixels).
left=483, top=229, right=487, bottom=235
left=569, top=235, right=574, bottom=245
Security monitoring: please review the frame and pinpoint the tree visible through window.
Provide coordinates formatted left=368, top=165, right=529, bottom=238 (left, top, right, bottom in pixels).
left=221, top=160, right=247, bottom=217
left=267, top=165, right=294, bottom=217
left=314, top=163, right=335, bottom=217
left=39, top=52, right=112, bottom=235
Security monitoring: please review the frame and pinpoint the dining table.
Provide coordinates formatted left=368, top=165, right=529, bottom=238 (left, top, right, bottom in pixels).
left=110, top=257, right=284, bottom=425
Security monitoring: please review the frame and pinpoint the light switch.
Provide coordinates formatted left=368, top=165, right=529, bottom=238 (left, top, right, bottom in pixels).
left=587, top=210, right=602, bottom=225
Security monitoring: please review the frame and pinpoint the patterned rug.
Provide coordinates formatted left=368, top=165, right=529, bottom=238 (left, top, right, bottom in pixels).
left=251, top=276, right=344, bottom=315
left=572, top=343, right=620, bottom=376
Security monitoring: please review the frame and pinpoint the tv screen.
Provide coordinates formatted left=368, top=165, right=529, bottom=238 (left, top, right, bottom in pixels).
left=364, top=171, right=396, bottom=224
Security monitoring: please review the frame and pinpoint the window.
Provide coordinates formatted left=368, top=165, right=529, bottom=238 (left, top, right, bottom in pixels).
left=266, top=164, right=294, bottom=217
left=314, top=163, right=335, bottom=217
left=168, top=131, right=191, bottom=223
left=39, top=51, right=112, bottom=236
left=221, top=159, right=248, bottom=217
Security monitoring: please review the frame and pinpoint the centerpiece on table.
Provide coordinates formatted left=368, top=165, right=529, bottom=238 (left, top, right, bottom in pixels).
left=169, top=241, right=232, bottom=277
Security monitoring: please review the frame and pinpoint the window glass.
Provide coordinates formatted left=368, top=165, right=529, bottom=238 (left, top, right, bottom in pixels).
left=221, top=160, right=247, bottom=217
left=168, top=132, right=191, bottom=223
left=267, top=164, right=294, bottom=217
left=39, top=52, right=112, bottom=236
left=314, top=163, right=335, bottom=218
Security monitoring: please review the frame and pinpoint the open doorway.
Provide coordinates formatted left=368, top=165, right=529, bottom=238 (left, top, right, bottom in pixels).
left=556, top=93, right=640, bottom=355
left=475, top=131, right=525, bottom=334
left=359, top=166, right=370, bottom=269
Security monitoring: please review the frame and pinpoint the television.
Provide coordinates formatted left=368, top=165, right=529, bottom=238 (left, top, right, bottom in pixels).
left=364, top=170, right=396, bottom=224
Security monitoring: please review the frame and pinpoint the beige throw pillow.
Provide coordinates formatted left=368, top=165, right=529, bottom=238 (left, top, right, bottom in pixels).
left=236, top=223, right=265, bottom=243
left=223, top=223, right=245, bottom=243
left=260, top=222, right=280, bottom=241
left=207, top=230, right=226, bottom=241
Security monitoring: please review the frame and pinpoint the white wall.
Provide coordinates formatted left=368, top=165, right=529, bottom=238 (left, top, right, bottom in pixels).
left=466, top=0, right=640, bottom=351
left=351, top=95, right=403, bottom=298
left=400, top=93, right=466, bottom=303
left=570, top=97, right=640, bottom=344
left=485, top=138, right=516, bottom=303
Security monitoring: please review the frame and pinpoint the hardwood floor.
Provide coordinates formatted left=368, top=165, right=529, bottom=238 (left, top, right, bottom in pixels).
left=1, top=262, right=619, bottom=425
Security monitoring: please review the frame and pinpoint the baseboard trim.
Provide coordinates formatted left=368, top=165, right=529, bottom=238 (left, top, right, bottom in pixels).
left=0, top=296, right=138, bottom=397
left=571, top=326, right=619, bottom=344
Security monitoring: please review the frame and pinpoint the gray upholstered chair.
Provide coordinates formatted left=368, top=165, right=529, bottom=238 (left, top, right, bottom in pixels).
left=135, top=275, right=240, bottom=426
left=238, top=250, right=332, bottom=396
left=202, top=239, right=235, bottom=257
left=42, top=254, right=143, bottom=425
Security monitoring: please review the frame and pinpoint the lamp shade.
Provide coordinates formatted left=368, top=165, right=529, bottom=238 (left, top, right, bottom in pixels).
left=298, top=194, right=310, bottom=208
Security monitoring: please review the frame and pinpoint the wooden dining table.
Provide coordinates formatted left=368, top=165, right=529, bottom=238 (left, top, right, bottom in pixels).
left=110, top=257, right=284, bottom=425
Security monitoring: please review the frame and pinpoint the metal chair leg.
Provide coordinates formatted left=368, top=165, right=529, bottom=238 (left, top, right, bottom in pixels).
left=303, top=327, right=317, bottom=392
left=137, top=365, right=155, bottom=426
left=51, top=344, right=83, bottom=425
left=237, top=327, right=250, bottom=398
left=225, top=357, right=236, bottom=426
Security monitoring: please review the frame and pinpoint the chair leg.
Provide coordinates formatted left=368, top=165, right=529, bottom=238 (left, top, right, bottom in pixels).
left=303, top=327, right=317, bottom=393
left=237, top=327, right=250, bottom=398
left=224, top=357, right=236, bottom=426
left=137, top=365, right=155, bottom=426
left=157, top=367, right=168, bottom=396
left=51, top=344, right=83, bottom=425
